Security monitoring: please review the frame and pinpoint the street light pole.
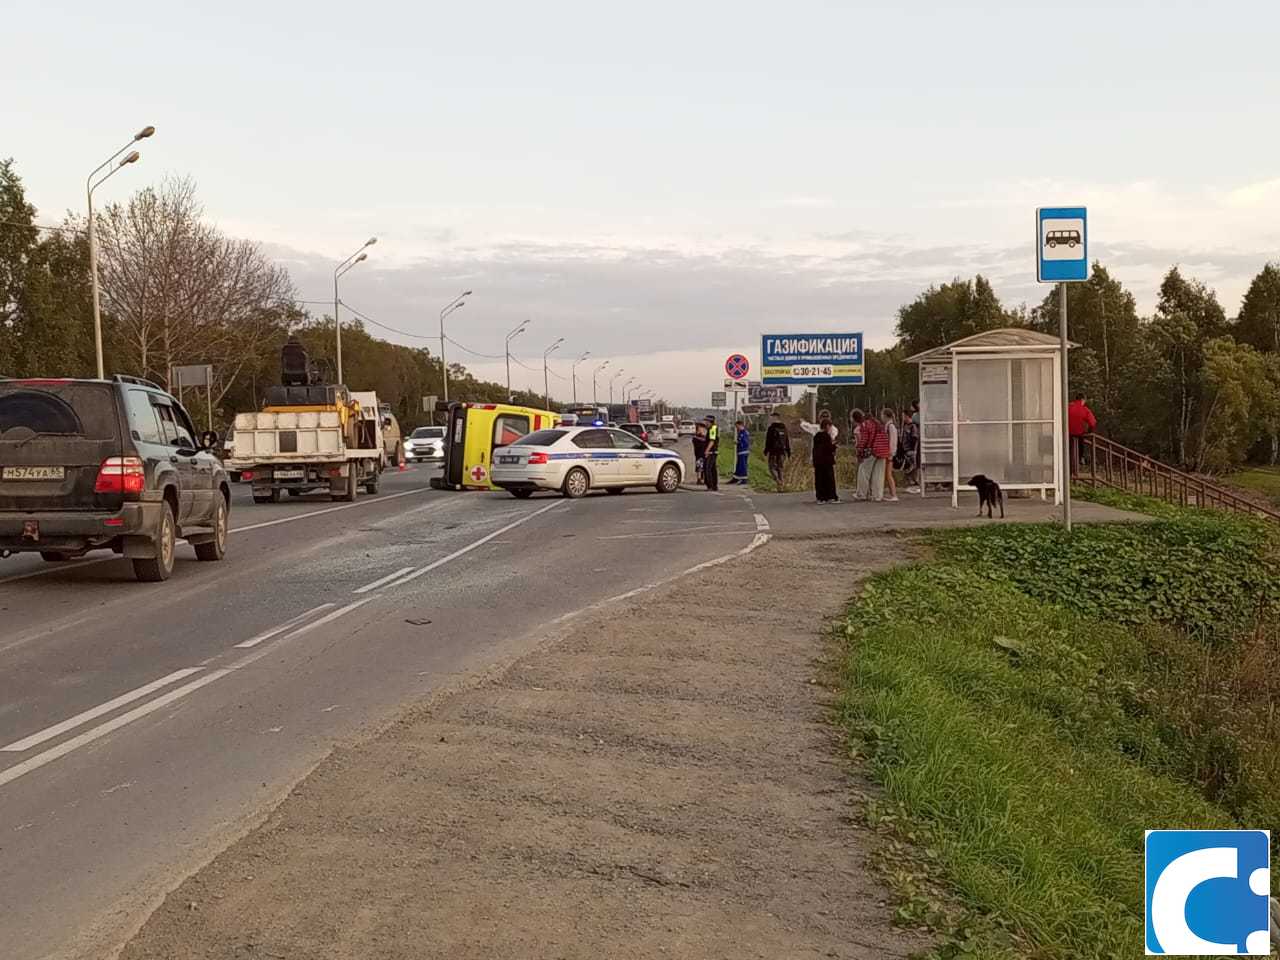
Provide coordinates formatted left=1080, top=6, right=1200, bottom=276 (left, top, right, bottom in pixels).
left=610, top=369, right=625, bottom=408
left=542, top=337, right=564, bottom=409
left=593, top=361, right=609, bottom=406
left=87, top=125, right=153, bottom=379
left=571, top=351, right=590, bottom=405
left=506, top=320, right=529, bottom=402
left=438, top=290, right=471, bottom=404
left=334, top=237, right=376, bottom=385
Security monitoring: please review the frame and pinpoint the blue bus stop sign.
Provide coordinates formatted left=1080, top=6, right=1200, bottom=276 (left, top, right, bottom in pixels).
left=1036, top=206, right=1089, bottom=283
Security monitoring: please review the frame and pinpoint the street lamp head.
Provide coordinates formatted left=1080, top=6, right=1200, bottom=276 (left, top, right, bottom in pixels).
left=134, top=126, right=156, bottom=140
left=120, top=151, right=140, bottom=166
left=355, top=252, right=367, bottom=264
left=364, top=237, right=378, bottom=247
left=462, top=290, right=473, bottom=297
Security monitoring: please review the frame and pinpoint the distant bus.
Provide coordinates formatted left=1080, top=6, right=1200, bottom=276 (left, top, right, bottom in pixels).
left=561, top=403, right=608, bottom=427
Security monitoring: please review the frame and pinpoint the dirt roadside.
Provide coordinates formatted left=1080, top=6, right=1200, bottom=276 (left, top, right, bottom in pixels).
left=120, top=534, right=927, bottom=960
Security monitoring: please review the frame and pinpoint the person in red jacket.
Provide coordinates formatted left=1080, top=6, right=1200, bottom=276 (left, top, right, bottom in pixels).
left=853, top=408, right=890, bottom=501
left=1068, top=392, right=1098, bottom=476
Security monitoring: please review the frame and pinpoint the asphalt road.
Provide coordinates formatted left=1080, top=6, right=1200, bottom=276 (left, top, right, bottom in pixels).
left=0, top=448, right=766, bottom=960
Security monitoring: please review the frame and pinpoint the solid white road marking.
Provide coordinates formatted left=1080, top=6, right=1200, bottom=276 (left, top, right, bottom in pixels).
left=234, top=604, right=337, bottom=649
left=0, top=668, right=204, bottom=753
left=279, top=598, right=374, bottom=641
left=754, top=513, right=771, bottom=531
left=353, top=567, right=414, bottom=594
left=379, top=500, right=567, bottom=591
left=0, top=486, right=437, bottom=587
left=0, top=670, right=230, bottom=788
left=595, top=529, right=761, bottom=540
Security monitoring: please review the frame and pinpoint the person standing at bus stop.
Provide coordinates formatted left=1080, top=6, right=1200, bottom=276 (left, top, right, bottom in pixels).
left=703, top=415, right=720, bottom=491
left=1068, top=392, right=1097, bottom=476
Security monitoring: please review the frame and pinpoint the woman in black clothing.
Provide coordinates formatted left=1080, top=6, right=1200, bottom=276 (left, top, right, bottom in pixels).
left=812, top=413, right=839, bottom=503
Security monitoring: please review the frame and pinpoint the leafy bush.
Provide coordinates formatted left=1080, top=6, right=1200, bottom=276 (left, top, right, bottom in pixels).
left=931, top=518, right=1277, bottom=641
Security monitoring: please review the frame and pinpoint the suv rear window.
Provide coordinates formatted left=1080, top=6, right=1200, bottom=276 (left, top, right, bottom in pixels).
left=514, top=429, right=566, bottom=446
left=0, top=382, right=119, bottom=441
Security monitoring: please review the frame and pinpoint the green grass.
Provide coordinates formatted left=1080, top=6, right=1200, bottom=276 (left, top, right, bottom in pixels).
left=837, top=518, right=1279, bottom=959
left=1229, top=465, right=1280, bottom=505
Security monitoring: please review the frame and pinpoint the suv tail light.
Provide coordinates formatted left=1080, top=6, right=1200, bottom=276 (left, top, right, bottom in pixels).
left=94, top=456, right=146, bottom=495
left=527, top=452, right=549, bottom=465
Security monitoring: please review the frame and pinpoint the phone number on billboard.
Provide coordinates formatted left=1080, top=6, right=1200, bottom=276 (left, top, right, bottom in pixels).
left=787, top=365, right=835, bottom=378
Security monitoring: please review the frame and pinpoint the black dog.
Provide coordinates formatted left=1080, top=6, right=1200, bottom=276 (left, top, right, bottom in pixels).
left=968, top=474, right=1005, bottom=518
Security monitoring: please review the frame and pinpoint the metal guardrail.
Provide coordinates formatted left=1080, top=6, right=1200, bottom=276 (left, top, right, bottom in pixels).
left=1077, top=434, right=1280, bottom=523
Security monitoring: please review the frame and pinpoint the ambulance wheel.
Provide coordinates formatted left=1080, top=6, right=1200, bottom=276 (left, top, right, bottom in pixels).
left=562, top=468, right=590, bottom=499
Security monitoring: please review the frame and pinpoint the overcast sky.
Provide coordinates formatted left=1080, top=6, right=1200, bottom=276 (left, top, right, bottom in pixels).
left=11, top=0, right=1280, bottom=403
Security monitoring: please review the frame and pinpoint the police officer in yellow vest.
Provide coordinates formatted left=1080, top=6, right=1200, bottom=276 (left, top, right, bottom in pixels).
left=703, top=415, right=720, bottom=491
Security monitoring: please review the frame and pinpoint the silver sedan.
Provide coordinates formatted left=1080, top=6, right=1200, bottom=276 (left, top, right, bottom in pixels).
left=491, top=426, right=685, bottom=499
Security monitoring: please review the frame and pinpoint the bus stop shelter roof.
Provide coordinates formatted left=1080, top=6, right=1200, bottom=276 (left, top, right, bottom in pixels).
left=905, top=327, right=1073, bottom=364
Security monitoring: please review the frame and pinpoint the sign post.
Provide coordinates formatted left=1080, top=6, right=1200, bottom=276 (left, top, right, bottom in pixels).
left=172, top=363, right=215, bottom=431
left=1036, top=206, right=1089, bottom=533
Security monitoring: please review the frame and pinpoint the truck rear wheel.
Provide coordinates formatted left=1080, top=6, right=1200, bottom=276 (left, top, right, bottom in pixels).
left=365, top=472, right=380, bottom=495
left=333, top=469, right=357, bottom=502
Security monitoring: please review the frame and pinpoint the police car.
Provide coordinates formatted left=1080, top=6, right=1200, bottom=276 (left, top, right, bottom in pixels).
left=490, top=425, right=684, bottom=499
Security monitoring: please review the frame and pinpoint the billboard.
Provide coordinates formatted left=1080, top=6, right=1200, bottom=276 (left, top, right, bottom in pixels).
left=761, top=333, right=864, bottom=385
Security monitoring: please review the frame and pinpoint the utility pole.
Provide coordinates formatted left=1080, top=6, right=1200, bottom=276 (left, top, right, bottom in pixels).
left=571, top=351, right=590, bottom=405
left=87, top=125, right=153, bottom=378
left=334, top=237, right=377, bottom=385
left=543, top=337, right=563, bottom=410
left=439, top=291, right=471, bottom=404
left=506, top=320, right=529, bottom=402
left=593, top=361, right=609, bottom=406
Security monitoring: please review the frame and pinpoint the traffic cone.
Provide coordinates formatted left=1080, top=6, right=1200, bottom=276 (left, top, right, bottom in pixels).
left=398, top=445, right=408, bottom=472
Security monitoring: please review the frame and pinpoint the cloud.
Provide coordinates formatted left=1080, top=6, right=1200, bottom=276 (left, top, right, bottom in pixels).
left=250, top=174, right=1280, bottom=405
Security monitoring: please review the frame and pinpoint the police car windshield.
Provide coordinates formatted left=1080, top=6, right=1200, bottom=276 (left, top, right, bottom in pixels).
left=513, top=429, right=566, bottom=446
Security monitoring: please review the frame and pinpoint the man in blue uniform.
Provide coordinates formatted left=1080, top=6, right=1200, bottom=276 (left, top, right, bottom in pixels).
left=729, top=419, right=750, bottom=484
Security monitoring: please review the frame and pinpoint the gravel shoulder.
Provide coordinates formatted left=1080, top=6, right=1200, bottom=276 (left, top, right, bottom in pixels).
left=121, top=533, right=925, bottom=960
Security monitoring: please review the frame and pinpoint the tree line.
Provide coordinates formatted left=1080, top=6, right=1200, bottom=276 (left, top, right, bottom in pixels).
left=0, top=159, right=547, bottom=432
left=818, top=267, right=1280, bottom=473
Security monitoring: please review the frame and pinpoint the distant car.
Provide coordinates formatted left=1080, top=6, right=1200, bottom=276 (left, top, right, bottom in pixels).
left=0, top=375, right=230, bottom=582
left=658, top=421, right=678, bottom=443
left=679, top=419, right=696, bottom=436
left=404, top=425, right=445, bottom=462
left=490, top=426, right=684, bottom=499
left=618, top=422, right=650, bottom=443
left=641, top=421, right=664, bottom=446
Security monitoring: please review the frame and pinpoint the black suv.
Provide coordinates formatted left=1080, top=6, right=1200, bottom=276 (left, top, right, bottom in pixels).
left=0, top=376, right=230, bottom=581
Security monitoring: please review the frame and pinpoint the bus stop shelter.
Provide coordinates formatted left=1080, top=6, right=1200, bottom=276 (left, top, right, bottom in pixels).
left=906, top=328, right=1071, bottom=507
